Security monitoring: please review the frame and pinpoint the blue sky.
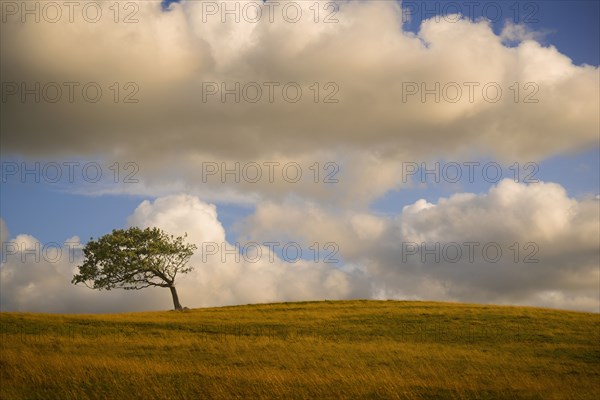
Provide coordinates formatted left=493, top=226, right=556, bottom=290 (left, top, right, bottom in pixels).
left=401, top=0, right=600, bottom=65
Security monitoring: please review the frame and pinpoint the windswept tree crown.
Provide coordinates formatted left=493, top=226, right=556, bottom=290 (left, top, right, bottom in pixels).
left=72, top=227, right=196, bottom=292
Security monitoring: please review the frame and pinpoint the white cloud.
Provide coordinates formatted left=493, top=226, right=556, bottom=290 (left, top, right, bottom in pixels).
left=0, top=196, right=363, bottom=312
left=0, top=230, right=163, bottom=313
left=237, top=180, right=600, bottom=312
left=1, top=182, right=598, bottom=312
left=500, top=21, right=549, bottom=44
left=127, top=194, right=226, bottom=244
left=127, top=195, right=362, bottom=307
left=1, top=1, right=597, bottom=204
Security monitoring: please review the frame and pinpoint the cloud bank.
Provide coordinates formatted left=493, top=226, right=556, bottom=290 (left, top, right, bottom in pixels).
left=1, top=0, right=598, bottom=204
left=2, top=181, right=598, bottom=312
left=0, top=195, right=363, bottom=313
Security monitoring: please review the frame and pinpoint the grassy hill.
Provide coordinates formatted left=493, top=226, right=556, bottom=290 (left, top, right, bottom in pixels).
left=1, top=300, right=598, bottom=399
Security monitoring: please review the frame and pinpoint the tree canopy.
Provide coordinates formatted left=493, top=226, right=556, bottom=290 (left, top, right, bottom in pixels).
left=72, top=227, right=196, bottom=310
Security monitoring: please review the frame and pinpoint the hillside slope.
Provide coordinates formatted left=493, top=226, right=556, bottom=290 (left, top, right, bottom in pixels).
left=1, top=300, right=598, bottom=399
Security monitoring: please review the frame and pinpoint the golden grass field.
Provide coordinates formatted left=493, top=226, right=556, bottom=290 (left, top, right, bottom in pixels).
left=1, top=300, right=598, bottom=399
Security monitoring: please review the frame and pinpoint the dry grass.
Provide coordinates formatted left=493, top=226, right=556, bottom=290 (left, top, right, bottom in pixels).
left=1, top=300, right=599, bottom=399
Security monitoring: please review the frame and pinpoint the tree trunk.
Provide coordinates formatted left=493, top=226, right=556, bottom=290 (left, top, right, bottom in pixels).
left=169, top=285, right=183, bottom=310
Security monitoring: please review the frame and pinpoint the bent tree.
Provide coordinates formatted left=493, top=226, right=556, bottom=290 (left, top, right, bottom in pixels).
left=72, top=227, right=196, bottom=310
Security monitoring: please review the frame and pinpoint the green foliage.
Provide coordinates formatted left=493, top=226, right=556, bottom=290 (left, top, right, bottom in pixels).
left=72, top=227, right=196, bottom=291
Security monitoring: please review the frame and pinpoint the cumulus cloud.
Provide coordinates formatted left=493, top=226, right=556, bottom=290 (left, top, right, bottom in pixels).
left=0, top=230, right=155, bottom=313
left=1, top=0, right=598, bottom=203
left=126, top=194, right=364, bottom=306
left=1, top=182, right=598, bottom=312
left=238, top=180, right=600, bottom=312
left=500, top=21, right=550, bottom=44
left=0, top=196, right=363, bottom=312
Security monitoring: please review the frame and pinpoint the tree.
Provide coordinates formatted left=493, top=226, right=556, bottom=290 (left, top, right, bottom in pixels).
left=72, top=227, right=196, bottom=310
